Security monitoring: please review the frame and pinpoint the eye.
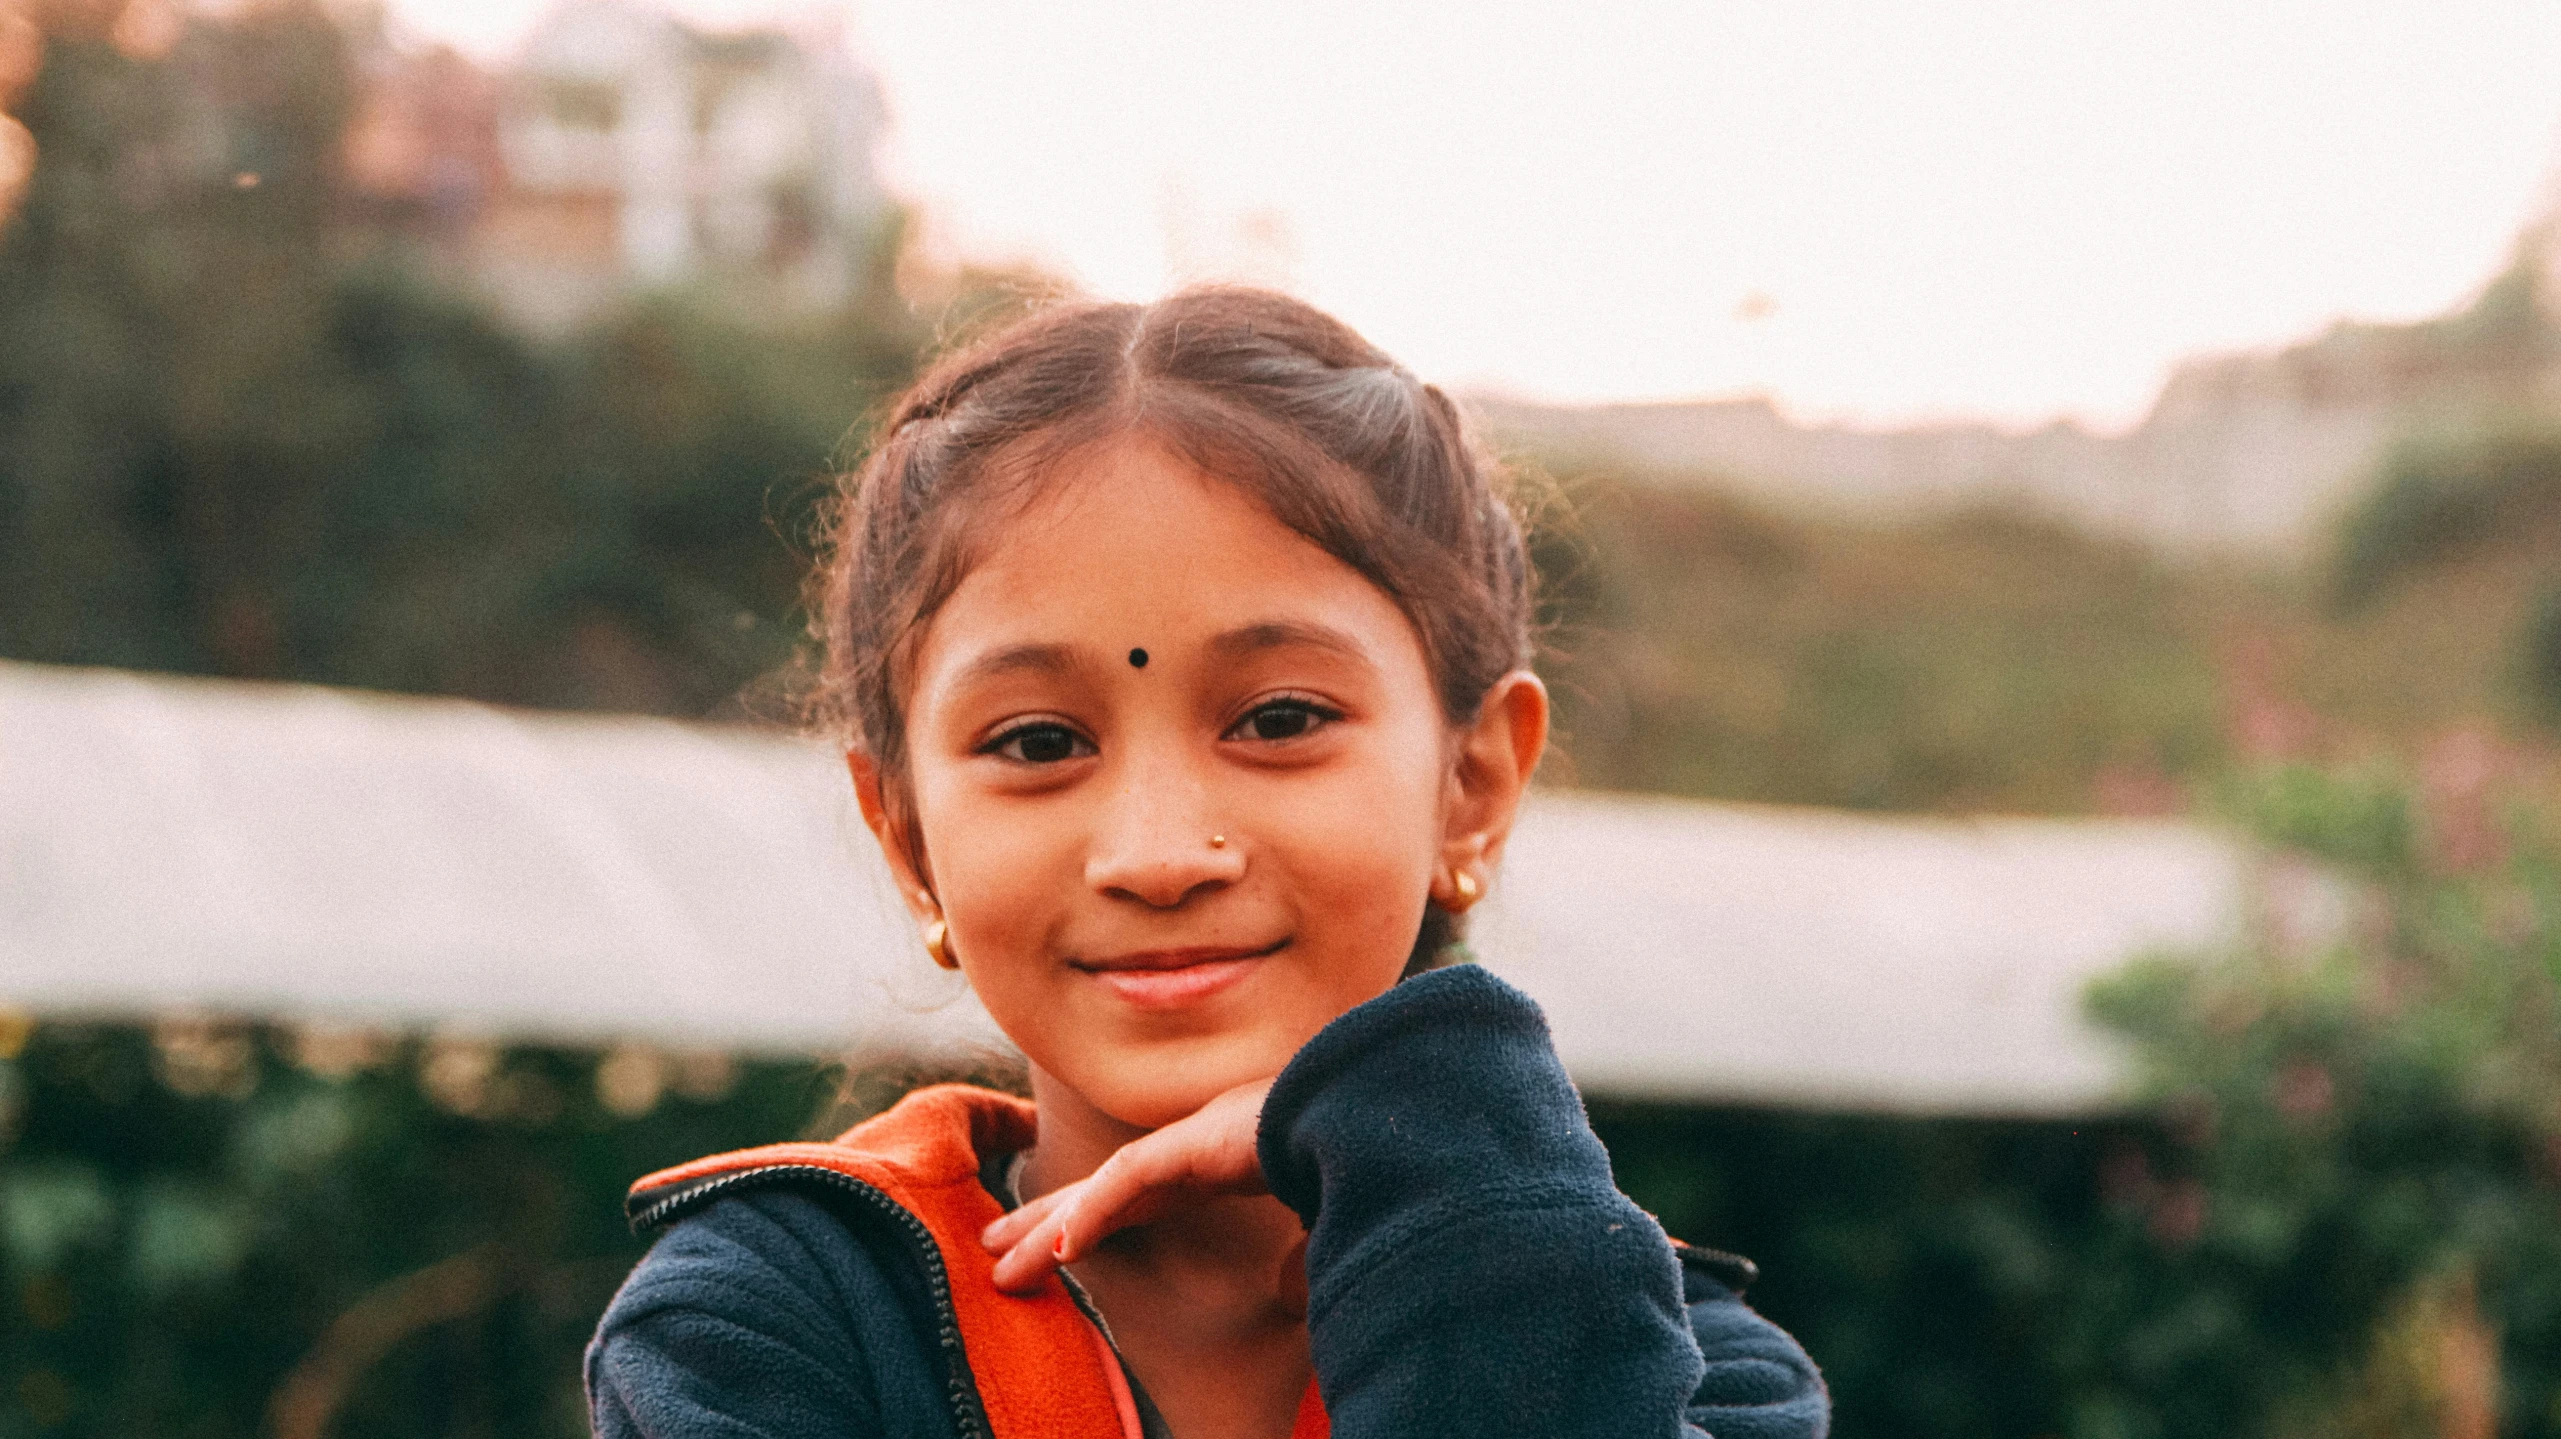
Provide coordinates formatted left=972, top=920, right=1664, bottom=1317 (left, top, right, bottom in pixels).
left=1224, top=696, right=1342, bottom=744
left=985, top=722, right=1095, bottom=765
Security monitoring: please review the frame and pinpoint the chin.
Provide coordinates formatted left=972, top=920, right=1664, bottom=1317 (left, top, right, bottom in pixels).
left=1083, top=1031, right=1294, bottom=1131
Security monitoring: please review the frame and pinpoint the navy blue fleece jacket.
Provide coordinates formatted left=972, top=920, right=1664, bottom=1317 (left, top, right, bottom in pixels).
left=586, top=964, right=1829, bottom=1438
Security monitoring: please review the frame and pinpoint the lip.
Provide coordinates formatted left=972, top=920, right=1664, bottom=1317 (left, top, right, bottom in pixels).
left=1072, top=940, right=1287, bottom=1010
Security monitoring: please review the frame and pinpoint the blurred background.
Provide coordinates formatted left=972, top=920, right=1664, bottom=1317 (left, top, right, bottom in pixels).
left=7, top=1, right=2561, bottom=1435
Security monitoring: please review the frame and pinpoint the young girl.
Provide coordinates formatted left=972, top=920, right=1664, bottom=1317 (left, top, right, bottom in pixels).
left=584, top=289, right=1828, bottom=1439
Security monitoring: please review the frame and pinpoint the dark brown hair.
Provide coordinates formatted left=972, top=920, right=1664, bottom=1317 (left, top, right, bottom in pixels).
left=811, top=286, right=1534, bottom=965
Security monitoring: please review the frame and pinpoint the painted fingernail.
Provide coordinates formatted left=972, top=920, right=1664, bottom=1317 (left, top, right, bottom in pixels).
left=1052, top=1233, right=1070, bottom=1262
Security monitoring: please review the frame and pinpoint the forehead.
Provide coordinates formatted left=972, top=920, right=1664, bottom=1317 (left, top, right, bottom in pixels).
left=912, top=437, right=1424, bottom=684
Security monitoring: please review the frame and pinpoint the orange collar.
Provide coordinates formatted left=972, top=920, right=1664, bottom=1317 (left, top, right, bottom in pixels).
left=628, top=1083, right=1326, bottom=1439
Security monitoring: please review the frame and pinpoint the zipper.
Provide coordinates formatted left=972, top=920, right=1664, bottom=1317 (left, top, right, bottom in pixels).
left=1669, top=1239, right=1760, bottom=1292
left=1055, top=1275, right=1165, bottom=1439
left=632, top=1164, right=996, bottom=1439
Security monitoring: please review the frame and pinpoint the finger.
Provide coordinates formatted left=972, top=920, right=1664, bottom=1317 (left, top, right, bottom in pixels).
left=981, top=1131, right=1193, bottom=1256
left=987, top=1145, right=1187, bottom=1291
left=1046, top=1139, right=1206, bottom=1258
left=989, top=1206, right=1072, bottom=1293
left=981, top=1188, right=1067, bottom=1252
left=984, top=1077, right=1276, bottom=1292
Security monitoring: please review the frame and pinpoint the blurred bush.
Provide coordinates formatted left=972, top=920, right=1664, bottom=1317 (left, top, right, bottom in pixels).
left=0, top=3, right=936, bottom=716
left=1532, top=477, right=2232, bottom=811
left=2333, top=429, right=2561, bottom=613
left=2082, top=759, right=2561, bottom=1437
left=1597, top=759, right=2561, bottom=1439
left=1592, top=1100, right=2177, bottom=1439
left=0, top=1020, right=851, bottom=1439
left=2328, top=427, right=2561, bottom=735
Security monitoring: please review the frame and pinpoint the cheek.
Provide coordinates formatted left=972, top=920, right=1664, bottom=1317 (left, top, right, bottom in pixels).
left=1297, top=840, right=1432, bottom=997
left=908, top=771, right=1077, bottom=960
left=910, top=779, right=1096, bottom=1087
left=1258, top=734, right=1447, bottom=965
left=1275, top=777, right=1435, bottom=891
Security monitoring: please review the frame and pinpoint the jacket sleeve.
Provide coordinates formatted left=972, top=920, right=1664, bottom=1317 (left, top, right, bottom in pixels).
left=584, top=1189, right=951, bottom=1439
left=1256, top=963, right=1828, bottom=1439
left=1679, top=1254, right=1830, bottom=1439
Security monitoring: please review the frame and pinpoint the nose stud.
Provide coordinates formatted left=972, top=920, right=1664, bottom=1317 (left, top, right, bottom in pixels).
left=1209, top=834, right=1228, bottom=849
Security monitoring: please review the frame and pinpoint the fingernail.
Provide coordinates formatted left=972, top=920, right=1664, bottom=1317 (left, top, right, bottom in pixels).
left=1052, top=1233, right=1070, bottom=1262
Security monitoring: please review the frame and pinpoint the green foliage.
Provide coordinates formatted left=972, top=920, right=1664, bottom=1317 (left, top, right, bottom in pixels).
left=13, top=965, right=2551, bottom=1439
left=1595, top=763, right=2561, bottom=1439
left=1592, top=1103, right=2186, bottom=1439
left=1534, top=478, right=2228, bottom=812
left=0, top=1021, right=850, bottom=1439
left=2084, top=761, right=2561, bottom=1436
left=0, top=13, right=929, bottom=716
left=2516, top=582, right=2561, bottom=727
left=2207, top=761, right=2419, bottom=874
left=2333, top=428, right=2561, bottom=613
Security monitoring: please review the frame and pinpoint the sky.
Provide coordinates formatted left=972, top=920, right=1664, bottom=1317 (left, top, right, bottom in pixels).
left=387, top=0, right=2561, bottom=432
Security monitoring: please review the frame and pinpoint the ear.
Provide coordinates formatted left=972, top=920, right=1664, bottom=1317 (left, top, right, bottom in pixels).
left=848, top=750, right=937, bottom=923
left=1434, top=670, right=1549, bottom=900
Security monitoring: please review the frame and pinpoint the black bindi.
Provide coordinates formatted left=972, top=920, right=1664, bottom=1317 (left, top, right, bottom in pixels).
left=1128, top=647, right=1149, bottom=669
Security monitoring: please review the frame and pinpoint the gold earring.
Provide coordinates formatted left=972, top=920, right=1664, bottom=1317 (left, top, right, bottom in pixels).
left=922, top=916, right=956, bottom=970
left=1447, top=868, right=1482, bottom=912
left=1209, top=834, right=1228, bottom=849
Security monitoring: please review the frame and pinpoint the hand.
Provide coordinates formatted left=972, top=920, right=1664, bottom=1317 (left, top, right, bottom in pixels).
left=981, top=1077, right=1278, bottom=1294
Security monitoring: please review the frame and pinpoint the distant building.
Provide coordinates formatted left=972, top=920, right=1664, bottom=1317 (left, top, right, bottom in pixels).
left=342, top=0, right=892, bottom=330
left=341, top=39, right=508, bottom=237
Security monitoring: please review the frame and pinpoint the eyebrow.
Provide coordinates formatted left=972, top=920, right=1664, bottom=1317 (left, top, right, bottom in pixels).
left=1207, top=620, right=1373, bottom=668
left=947, top=641, right=1079, bottom=692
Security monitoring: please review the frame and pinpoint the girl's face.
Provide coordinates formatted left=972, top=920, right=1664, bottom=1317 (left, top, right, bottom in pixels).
left=857, top=435, right=1542, bottom=1131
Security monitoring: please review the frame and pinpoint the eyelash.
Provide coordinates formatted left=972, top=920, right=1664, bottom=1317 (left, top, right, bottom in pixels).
left=982, top=720, right=1094, bottom=765
left=979, top=696, right=1344, bottom=765
left=1222, top=694, right=1344, bottom=745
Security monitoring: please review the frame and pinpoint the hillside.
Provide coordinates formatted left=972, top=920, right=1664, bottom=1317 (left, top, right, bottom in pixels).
left=1533, top=470, right=2553, bottom=816
left=1477, top=230, right=2561, bottom=556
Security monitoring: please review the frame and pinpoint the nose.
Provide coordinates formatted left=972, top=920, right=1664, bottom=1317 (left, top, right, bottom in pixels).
left=1082, top=753, right=1245, bottom=909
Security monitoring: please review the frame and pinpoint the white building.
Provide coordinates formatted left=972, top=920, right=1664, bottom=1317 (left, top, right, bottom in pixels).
left=472, top=0, right=890, bottom=327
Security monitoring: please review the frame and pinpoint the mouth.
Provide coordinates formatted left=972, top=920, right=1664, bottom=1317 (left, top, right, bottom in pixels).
left=1071, top=938, right=1289, bottom=1009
